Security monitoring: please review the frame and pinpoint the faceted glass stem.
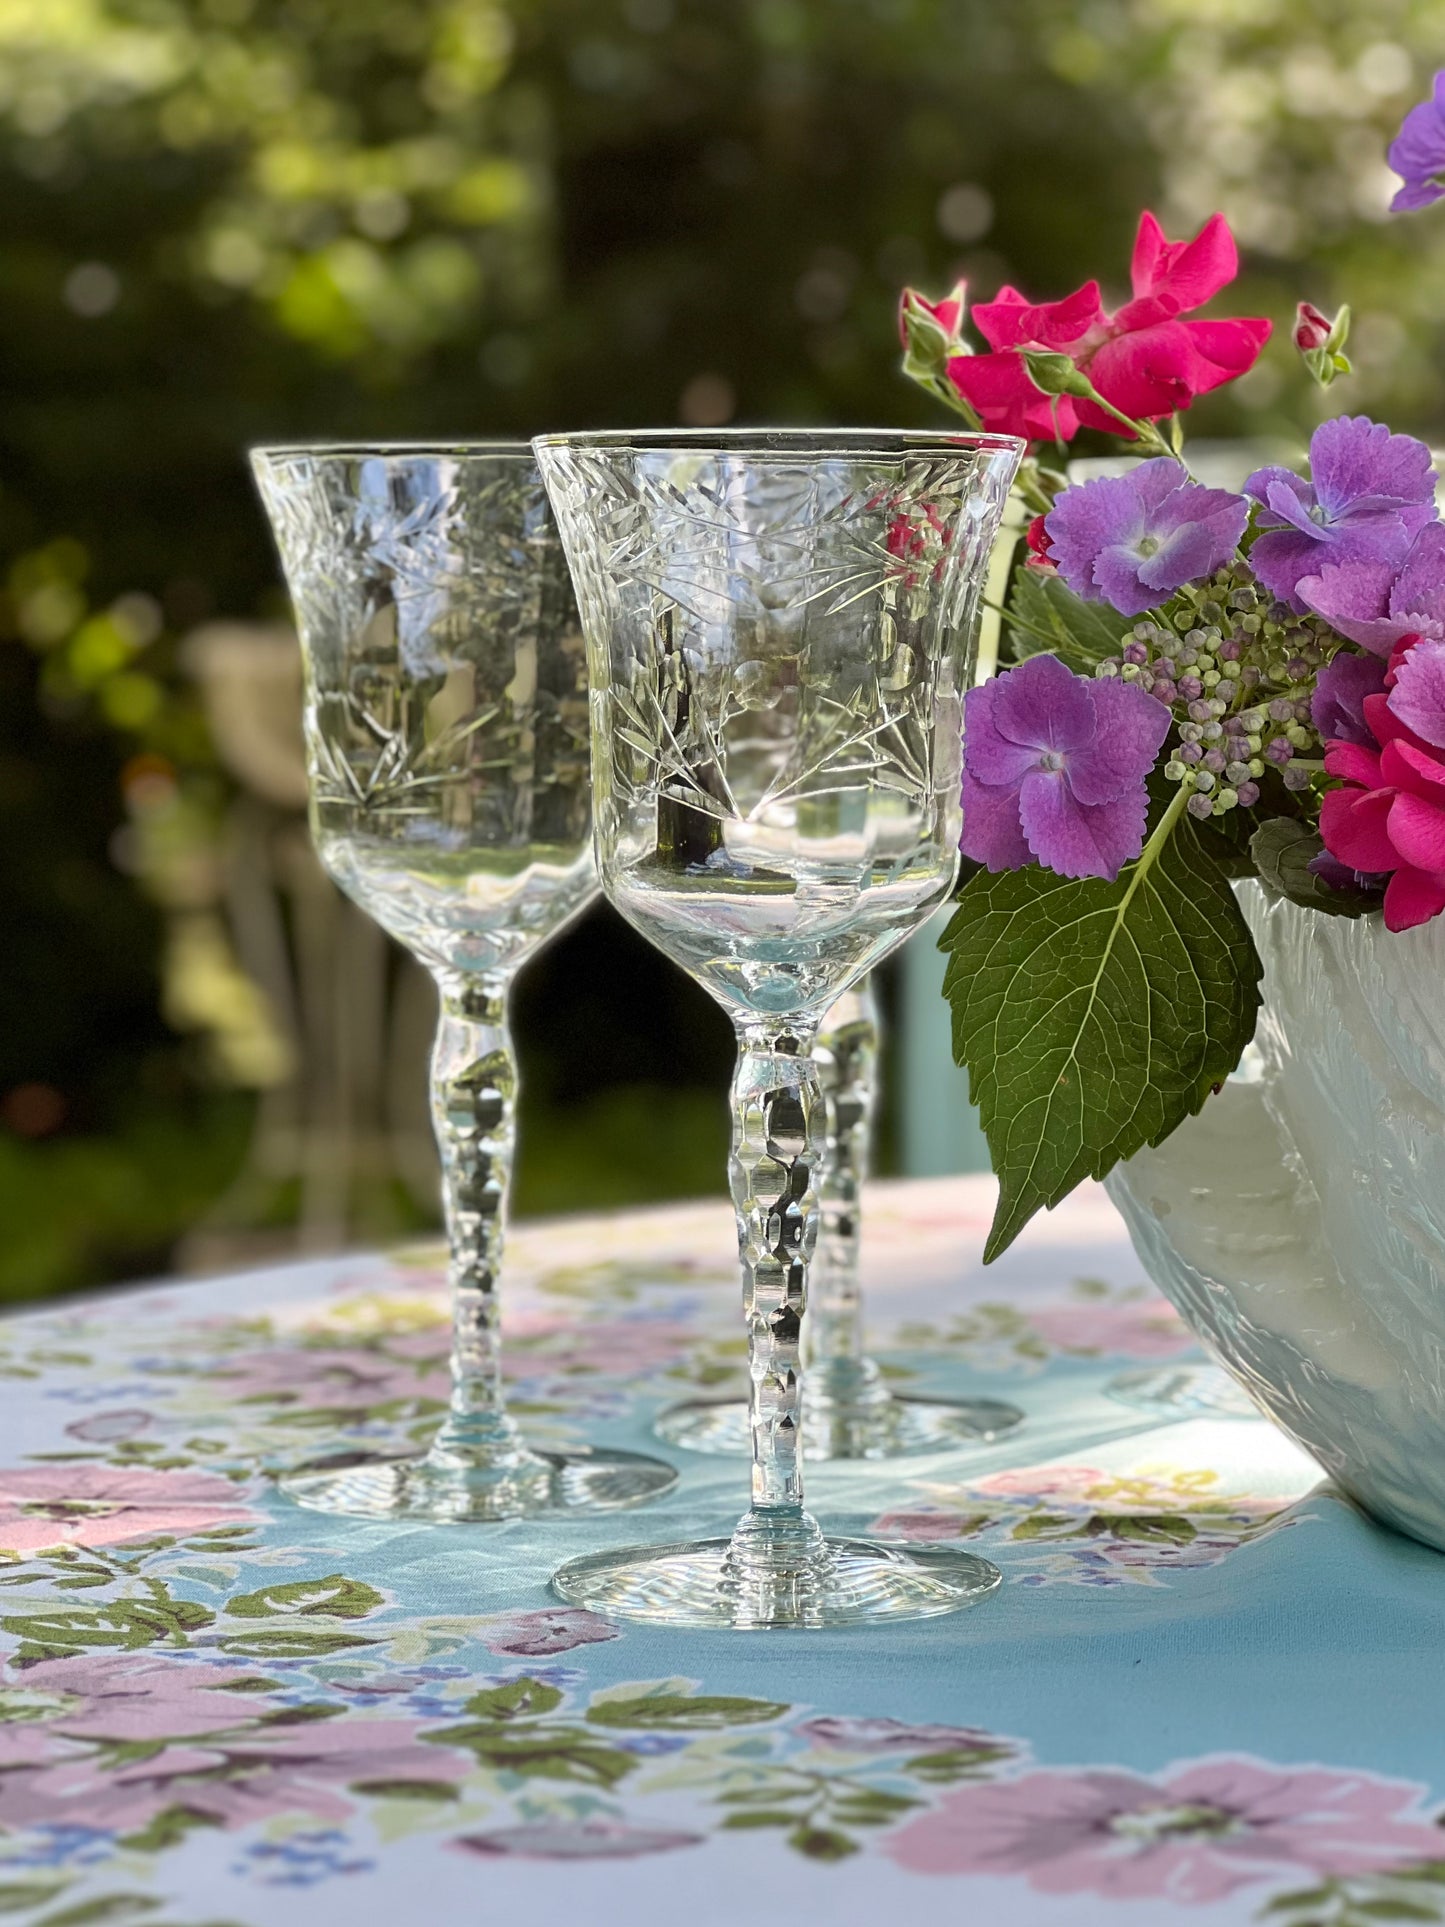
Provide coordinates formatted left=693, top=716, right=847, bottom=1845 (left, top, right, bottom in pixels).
left=721, top=1019, right=832, bottom=1592
left=808, top=978, right=890, bottom=1415
left=424, top=971, right=544, bottom=1475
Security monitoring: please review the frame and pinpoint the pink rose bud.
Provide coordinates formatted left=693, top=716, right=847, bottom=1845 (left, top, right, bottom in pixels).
left=1293, top=301, right=1333, bottom=352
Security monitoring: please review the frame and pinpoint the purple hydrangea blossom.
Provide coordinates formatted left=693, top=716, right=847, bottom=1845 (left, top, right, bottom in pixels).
left=961, top=652, right=1171, bottom=881
left=1389, top=637, right=1445, bottom=748
left=1311, top=649, right=1386, bottom=746
left=1389, top=71, right=1445, bottom=213
left=1244, top=416, right=1438, bottom=612
left=1044, top=460, right=1249, bottom=619
left=1297, top=522, right=1445, bottom=656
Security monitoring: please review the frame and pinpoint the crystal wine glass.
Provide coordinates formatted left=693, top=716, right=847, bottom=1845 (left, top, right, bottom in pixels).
left=251, top=442, right=678, bottom=1522
left=536, top=427, right=1022, bottom=1626
left=656, top=971, right=1026, bottom=1458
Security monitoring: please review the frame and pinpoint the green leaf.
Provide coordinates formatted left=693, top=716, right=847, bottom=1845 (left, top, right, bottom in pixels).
left=462, top=1677, right=564, bottom=1720
left=585, top=1693, right=787, bottom=1731
left=1251, top=818, right=1379, bottom=918
left=215, top=1631, right=377, bottom=1659
left=34, top=1898, right=160, bottom=1927
left=0, top=1885, right=65, bottom=1917
left=423, top=1721, right=636, bottom=1788
left=1261, top=1888, right=1340, bottom=1913
left=1004, top=567, right=1133, bottom=673
left=349, top=1779, right=460, bottom=1802
left=117, top=1805, right=219, bottom=1854
left=224, top=1575, right=384, bottom=1620
left=787, top=1825, right=859, bottom=1863
left=720, top=1811, right=797, bottom=1829
left=1186, top=805, right=1257, bottom=880
left=3, top=1600, right=214, bottom=1661
left=1352, top=1902, right=1444, bottom=1921
left=942, top=787, right=1262, bottom=1262
left=907, top=1743, right=1013, bottom=1782
left=1088, top=1512, right=1196, bottom=1545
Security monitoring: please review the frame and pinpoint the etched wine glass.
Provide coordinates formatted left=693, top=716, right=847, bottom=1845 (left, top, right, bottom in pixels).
left=655, top=971, right=1026, bottom=1458
left=536, top=427, right=1022, bottom=1626
left=251, top=442, right=678, bottom=1522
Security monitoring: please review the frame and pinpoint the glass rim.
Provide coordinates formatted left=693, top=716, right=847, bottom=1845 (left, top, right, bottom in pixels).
left=249, top=439, right=536, bottom=464
left=530, top=425, right=1025, bottom=457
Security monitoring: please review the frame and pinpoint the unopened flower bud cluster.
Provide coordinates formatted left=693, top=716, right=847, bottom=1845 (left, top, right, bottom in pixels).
left=1093, top=564, right=1329, bottom=820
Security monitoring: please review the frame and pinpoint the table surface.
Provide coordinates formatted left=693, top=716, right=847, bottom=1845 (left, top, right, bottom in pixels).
left=0, top=1176, right=1440, bottom=1927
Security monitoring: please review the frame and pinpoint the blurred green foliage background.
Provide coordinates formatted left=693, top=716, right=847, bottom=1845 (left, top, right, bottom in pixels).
left=2, top=0, right=1443, bottom=1297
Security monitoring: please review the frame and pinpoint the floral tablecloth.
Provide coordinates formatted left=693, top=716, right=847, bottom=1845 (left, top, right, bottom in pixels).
left=1, top=1175, right=1441, bottom=1927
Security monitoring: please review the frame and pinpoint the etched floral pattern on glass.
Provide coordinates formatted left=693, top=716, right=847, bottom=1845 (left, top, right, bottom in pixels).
left=536, top=428, right=1022, bottom=1626
left=251, top=442, right=677, bottom=1522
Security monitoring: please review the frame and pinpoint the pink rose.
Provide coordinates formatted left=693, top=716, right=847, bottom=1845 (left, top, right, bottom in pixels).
left=1318, top=653, right=1445, bottom=931
left=941, top=212, right=1269, bottom=443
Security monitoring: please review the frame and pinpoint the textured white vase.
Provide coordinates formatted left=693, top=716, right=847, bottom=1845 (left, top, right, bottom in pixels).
left=1105, top=879, right=1445, bottom=1551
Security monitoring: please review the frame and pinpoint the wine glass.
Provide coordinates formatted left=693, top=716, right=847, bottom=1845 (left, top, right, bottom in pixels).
left=535, top=427, right=1022, bottom=1626
left=655, top=971, right=1026, bottom=1458
left=251, top=441, right=678, bottom=1522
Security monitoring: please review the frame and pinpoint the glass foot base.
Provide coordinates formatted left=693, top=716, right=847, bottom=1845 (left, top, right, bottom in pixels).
left=278, top=1444, right=678, bottom=1523
left=1106, top=1365, right=1258, bottom=1420
left=550, top=1535, right=1001, bottom=1629
left=654, top=1391, right=1023, bottom=1461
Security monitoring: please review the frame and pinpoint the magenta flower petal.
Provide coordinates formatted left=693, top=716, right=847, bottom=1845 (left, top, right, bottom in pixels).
left=960, top=770, right=1031, bottom=871
left=1324, top=739, right=1385, bottom=787
left=1387, top=792, right=1445, bottom=872
left=1018, top=768, right=1149, bottom=879
left=991, top=649, right=1095, bottom=751
left=1127, top=210, right=1238, bottom=313
left=1067, top=680, right=1171, bottom=805
left=1385, top=864, right=1445, bottom=929
left=1387, top=636, right=1445, bottom=747
left=1319, top=787, right=1400, bottom=874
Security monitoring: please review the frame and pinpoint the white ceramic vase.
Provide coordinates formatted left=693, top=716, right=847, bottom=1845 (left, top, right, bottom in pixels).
left=1106, top=879, right=1445, bottom=1551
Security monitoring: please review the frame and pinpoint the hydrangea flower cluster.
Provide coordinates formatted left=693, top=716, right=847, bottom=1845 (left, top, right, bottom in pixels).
left=959, top=411, right=1445, bottom=926
left=1090, top=566, right=1331, bottom=823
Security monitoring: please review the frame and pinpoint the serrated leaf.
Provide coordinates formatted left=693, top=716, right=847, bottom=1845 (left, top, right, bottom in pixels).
left=585, top=1694, right=786, bottom=1731
left=943, top=795, right=1261, bottom=1261
left=1004, top=567, right=1133, bottom=673
left=1251, top=818, right=1380, bottom=918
